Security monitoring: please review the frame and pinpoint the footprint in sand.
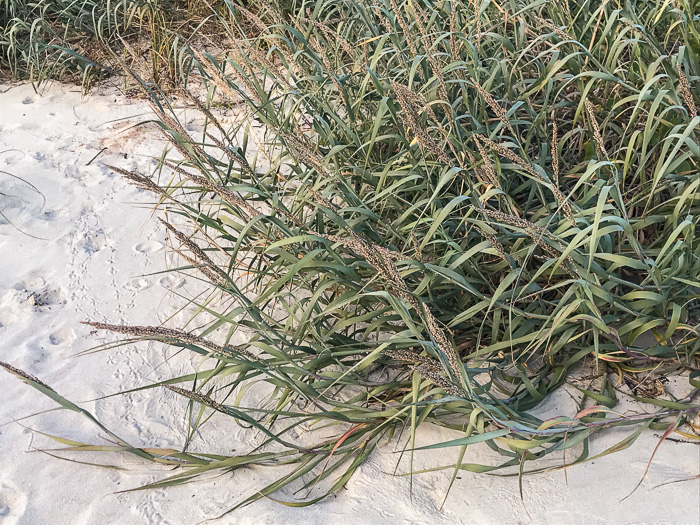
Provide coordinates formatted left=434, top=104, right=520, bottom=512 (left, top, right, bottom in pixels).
left=10, top=279, right=66, bottom=309
left=0, top=179, right=46, bottom=227
left=0, top=289, right=23, bottom=327
left=0, top=481, right=28, bottom=525
left=27, top=287, right=66, bottom=308
left=0, top=311, right=14, bottom=328
left=78, top=230, right=109, bottom=254
left=14, top=276, right=46, bottom=292
left=124, top=278, right=152, bottom=292
left=158, top=275, right=185, bottom=290
left=134, top=240, right=164, bottom=254
left=49, top=327, right=76, bottom=346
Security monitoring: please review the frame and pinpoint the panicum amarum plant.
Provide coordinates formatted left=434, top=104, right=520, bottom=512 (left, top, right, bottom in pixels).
left=0, top=0, right=227, bottom=87
left=3, top=0, right=699, bottom=512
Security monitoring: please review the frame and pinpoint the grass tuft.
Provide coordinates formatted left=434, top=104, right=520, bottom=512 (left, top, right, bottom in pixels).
left=2, top=0, right=700, bottom=511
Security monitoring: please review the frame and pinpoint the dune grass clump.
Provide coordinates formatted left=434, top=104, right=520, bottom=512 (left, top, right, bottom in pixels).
left=0, top=0, right=231, bottom=87
left=3, top=0, right=700, bottom=512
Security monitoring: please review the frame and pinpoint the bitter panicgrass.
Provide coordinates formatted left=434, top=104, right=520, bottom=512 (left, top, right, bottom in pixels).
left=3, top=0, right=699, bottom=513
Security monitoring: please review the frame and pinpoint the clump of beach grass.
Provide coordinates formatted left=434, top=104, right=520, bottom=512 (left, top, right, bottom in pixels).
left=2, top=0, right=700, bottom=513
left=0, top=0, right=230, bottom=88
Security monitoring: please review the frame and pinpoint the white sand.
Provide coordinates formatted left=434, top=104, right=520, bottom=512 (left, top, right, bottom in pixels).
left=0, top=82, right=698, bottom=525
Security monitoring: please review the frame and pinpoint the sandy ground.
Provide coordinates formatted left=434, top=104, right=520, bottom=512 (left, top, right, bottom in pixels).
left=0, top=82, right=698, bottom=525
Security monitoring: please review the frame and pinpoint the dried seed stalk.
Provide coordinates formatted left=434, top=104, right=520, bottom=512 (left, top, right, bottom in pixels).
left=302, top=14, right=355, bottom=58
left=85, top=322, right=258, bottom=361
left=325, top=234, right=464, bottom=381
left=158, top=218, right=231, bottom=287
left=415, top=363, right=464, bottom=396
left=472, top=80, right=515, bottom=136
left=392, top=80, right=451, bottom=163
left=160, top=160, right=260, bottom=219
left=388, top=347, right=465, bottom=396
left=584, top=99, right=608, bottom=159
left=471, top=0, right=482, bottom=53
left=411, top=232, right=422, bottom=261
left=389, top=0, right=418, bottom=56
left=551, top=117, right=560, bottom=186
left=475, top=225, right=510, bottom=264
left=194, top=49, right=261, bottom=105
left=310, top=37, right=352, bottom=115
left=0, top=362, right=55, bottom=392
left=411, top=1, right=450, bottom=109
left=476, top=135, right=575, bottom=224
left=106, top=164, right=176, bottom=203
left=473, top=135, right=500, bottom=187
left=677, top=63, right=697, bottom=117
left=476, top=208, right=576, bottom=272
left=476, top=208, right=555, bottom=239
left=539, top=18, right=570, bottom=41
left=233, top=4, right=269, bottom=35
left=449, top=5, right=458, bottom=64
